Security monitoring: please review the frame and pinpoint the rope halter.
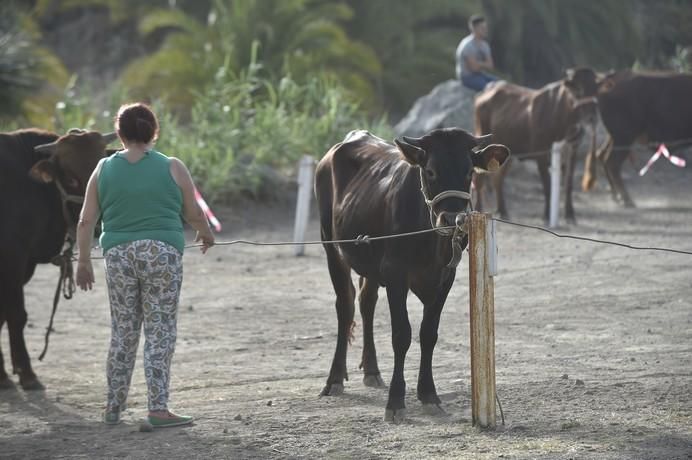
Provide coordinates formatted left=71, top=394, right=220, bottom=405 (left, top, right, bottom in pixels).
left=419, top=168, right=472, bottom=236
left=53, top=179, right=85, bottom=240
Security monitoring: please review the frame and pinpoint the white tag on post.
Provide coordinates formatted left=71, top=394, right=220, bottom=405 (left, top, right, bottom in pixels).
left=487, top=218, right=498, bottom=277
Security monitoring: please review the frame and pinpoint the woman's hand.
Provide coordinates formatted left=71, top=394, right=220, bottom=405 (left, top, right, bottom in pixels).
left=76, top=260, right=95, bottom=291
left=195, top=230, right=215, bottom=254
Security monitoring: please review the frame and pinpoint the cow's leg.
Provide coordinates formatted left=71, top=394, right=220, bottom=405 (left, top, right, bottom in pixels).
left=0, top=312, right=12, bottom=389
left=564, top=142, right=578, bottom=224
left=415, top=271, right=454, bottom=413
left=599, top=141, right=621, bottom=201
left=536, top=157, right=552, bottom=223
left=384, top=281, right=411, bottom=423
left=605, top=144, right=636, bottom=208
left=320, top=242, right=355, bottom=397
left=5, top=281, right=42, bottom=390
left=493, top=157, right=511, bottom=219
left=358, top=277, right=385, bottom=388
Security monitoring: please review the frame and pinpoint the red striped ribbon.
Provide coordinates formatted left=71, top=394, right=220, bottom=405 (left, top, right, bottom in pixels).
left=194, top=187, right=222, bottom=232
left=639, top=143, right=687, bottom=176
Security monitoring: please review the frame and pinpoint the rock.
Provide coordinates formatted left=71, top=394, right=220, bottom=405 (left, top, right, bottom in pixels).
left=575, top=379, right=585, bottom=386
left=561, top=374, right=569, bottom=380
left=266, top=400, right=273, bottom=406
left=234, top=414, right=242, bottom=421
left=394, top=80, right=477, bottom=137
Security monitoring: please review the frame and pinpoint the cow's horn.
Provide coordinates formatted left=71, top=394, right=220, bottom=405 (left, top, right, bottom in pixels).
left=102, top=132, right=118, bottom=144
left=68, top=128, right=86, bottom=134
left=475, top=134, right=492, bottom=147
left=34, top=141, right=58, bottom=154
left=401, top=135, right=422, bottom=147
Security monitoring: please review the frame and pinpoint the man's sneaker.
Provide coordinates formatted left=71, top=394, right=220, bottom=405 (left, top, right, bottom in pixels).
left=147, top=411, right=194, bottom=428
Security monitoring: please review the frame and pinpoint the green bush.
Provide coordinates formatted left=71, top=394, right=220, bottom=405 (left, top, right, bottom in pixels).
left=155, top=63, right=391, bottom=202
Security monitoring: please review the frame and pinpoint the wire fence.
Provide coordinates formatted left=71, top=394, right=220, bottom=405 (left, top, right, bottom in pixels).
left=76, top=216, right=692, bottom=261
left=509, top=135, right=692, bottom=161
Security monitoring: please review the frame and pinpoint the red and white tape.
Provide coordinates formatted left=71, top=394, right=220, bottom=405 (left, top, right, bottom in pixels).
left=194, top=187, right=222, bottom=232
left=639, top=143, right=687, bottom=176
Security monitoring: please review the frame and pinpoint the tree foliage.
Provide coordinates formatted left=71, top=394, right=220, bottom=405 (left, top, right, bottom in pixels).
left=482, top=0, right=640, bottom=87
left=120, top=0, right=381, bottom=114
left=0, top=2, right=68, bottom=124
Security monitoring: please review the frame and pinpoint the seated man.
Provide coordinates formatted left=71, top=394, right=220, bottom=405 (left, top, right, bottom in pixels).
left=456, top=15, right=497, bottom=92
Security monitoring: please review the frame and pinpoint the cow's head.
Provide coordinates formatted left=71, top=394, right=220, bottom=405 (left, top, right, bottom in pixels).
left=29, top=129, right=118, bottom=231
left=29, top=128, right=117, bottom=192
left=395, top=128, right=510, bottom=231
left=596, top=69, right=631, bottom=94
left=563, top=67, right=600, bottom=147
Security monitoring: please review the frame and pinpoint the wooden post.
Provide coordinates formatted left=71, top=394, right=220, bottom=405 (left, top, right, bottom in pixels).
left=293, top=155, right=315, bottom=256
left=468, top=212, right=496, bottom=428
left=549, top=142, right=562, bottom=228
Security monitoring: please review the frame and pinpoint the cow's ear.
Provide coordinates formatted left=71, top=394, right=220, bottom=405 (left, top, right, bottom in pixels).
left=473, top=144, right=510, bottom=173
left=28, top=159, right=57, bottom=183
left=395, top=137, right=427, bottom=166
left=598, top=75, right=616, bottom=92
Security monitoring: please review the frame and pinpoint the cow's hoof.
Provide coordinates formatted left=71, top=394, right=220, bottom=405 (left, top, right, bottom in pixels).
left=422, top=403, right=448, bottom=417
left=0, top=376, right=15, bottom=390
left=624, top=200, right=636, bottom=209
left=20, top=378, right=44, bottom=391
left=384, top=408, right=406, bottom=424
left=363, top=374, right=386, bottom=388
left=320, top=383, right=344, bottom=396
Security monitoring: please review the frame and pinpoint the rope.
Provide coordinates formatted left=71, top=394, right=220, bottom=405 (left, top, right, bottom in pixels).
left=40, top=239, right=76, bottom=361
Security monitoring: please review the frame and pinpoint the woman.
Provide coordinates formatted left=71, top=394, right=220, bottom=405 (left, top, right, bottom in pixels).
left=76, top=102, right=215, bottom=427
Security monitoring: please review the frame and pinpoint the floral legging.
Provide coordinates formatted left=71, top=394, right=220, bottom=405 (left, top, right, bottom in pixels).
left=103, top=239, right=183, bottom=412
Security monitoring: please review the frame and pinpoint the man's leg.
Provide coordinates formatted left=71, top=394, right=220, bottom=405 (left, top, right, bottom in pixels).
left=461, top=73, right=488, bottom=92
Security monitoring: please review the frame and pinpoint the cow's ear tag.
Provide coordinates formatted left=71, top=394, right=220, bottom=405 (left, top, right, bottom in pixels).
left=28, top=160, right=56, bottom=183
left=487, top=158, right=500, bottom=172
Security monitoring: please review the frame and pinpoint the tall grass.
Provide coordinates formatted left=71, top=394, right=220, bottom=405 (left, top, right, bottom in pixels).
left=154, top=63, right=392, bottom=202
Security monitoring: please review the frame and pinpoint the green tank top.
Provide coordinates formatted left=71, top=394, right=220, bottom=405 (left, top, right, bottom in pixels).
left=98, top=150, right=185, bottom=253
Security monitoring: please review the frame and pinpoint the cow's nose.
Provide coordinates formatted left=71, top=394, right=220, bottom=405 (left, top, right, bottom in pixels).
left=438, top=212, right=458, bottom=228
left=455, top=213, right=466, bottom=228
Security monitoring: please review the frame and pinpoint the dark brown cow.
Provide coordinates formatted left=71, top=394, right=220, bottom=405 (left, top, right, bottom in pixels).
left=0, top=128, right=116, bottom=390
left=474, top=68, right=599, bottom=223
left=582, top=70, right=692, bottom=207
left=315, top=128, right=509, bottom=422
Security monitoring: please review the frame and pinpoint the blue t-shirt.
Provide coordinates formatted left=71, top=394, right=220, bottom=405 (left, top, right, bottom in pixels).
left=455, top=34, right=492, bottom=78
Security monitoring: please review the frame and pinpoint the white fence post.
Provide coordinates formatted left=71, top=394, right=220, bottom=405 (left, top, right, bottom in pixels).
left=468, top=212, right=497, bottom=429
left=293, top=155, right=315, bottom=256
left=549, top=142, right=562, bottom=228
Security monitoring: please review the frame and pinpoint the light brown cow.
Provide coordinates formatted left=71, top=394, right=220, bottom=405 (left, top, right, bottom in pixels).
left=474, top=68, right=599, bottom=223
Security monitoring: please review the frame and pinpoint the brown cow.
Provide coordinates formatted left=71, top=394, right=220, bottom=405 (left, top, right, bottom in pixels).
left=315, top=128, right=509, bottom=422
left=474, top=68, right=599, bottom=223
left=0, top=128, right=116, bottom=390
left=582, top=70, right=692, bottom=207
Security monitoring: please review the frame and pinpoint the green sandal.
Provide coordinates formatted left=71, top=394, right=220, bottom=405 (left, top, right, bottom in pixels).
left=148, top=412, right=194, bottom=428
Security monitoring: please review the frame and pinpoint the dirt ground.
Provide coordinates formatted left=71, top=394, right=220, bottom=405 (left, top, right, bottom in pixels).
left=1, top=152, right=691, bottom=460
